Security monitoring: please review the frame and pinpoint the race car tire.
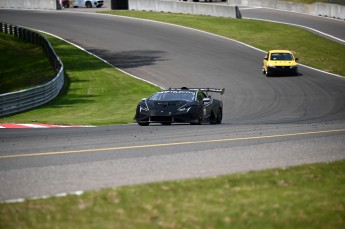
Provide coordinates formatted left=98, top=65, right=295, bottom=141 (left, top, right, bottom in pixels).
left=210, top=111, right=217, bottom=124
left=191, top=107, right=204, bottom=125
left=138, top=122, right=149, bottom=126
left=265, top=70, right=271, bottom=77
left=210, top=108, right=222, bottom=124
left=215, top=108, right=222, bottom=124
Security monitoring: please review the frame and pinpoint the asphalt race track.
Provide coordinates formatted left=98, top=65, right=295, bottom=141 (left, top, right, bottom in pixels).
left=0, top=7, right=345, bottom=201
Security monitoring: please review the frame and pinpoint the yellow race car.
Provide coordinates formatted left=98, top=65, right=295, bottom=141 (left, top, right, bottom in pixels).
left=263, top=50, right=299, bottom=76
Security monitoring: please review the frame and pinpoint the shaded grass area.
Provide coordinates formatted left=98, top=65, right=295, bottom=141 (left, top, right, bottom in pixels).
left=1, top=160, right=344, bottom=229
left=102, top=11, right=345, bottom=76
left=0, top=35, right=158, bottom=125
left=0, top=33, right=55, bottom=94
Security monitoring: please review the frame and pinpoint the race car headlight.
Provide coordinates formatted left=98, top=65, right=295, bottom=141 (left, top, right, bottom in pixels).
left=178, top=106, right=191, bottom=112
left=140, top=106, right=149, bottom=112
left=140, top=102, right=149, bottom=112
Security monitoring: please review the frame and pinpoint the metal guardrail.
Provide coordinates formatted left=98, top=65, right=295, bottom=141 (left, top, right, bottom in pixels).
left=0, top=22, right=64, bottom=117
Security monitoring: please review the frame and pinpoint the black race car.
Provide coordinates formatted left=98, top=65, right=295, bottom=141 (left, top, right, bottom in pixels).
left=134, top=87, right=224, bottom=126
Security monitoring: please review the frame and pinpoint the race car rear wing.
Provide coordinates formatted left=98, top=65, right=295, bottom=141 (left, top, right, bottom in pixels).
left=199, top=88, right=225, bottom=95
left=168, top=87, right=225, bottom=95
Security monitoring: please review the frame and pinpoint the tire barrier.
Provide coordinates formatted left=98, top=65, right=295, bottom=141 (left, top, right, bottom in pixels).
left=0, top=22, right=64, bottom=117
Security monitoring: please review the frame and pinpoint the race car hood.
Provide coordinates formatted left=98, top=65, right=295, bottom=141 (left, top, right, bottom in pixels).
left=146, top=100, right=191, bottom=111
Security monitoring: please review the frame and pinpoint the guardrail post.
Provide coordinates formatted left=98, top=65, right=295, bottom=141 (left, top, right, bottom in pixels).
left=25, top=29, right=30, bottom=42
left=235, top=6, right=242, bottom=19
left=22, top=28, right=27, bottom=41
left=34, top=32, right=40, bottom=45
left=4, top=23, right=8, bottom=34
left=18, top=27, right=23, bottom=39
left=13, top=26, right=18, bottom=37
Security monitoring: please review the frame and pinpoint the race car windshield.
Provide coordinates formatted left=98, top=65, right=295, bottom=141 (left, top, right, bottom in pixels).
left=270, top=53, right=294, bottom=61
left=149, top=91, right=196, bottom=101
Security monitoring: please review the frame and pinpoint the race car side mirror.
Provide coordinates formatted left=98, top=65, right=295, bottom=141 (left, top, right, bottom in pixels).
left=203, top=98, right=211, bottom=103
left=295, top=58, right=299, bottom=61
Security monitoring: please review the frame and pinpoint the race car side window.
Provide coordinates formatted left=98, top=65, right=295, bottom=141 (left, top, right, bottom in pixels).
left=197, top=91, right=206, bottom=101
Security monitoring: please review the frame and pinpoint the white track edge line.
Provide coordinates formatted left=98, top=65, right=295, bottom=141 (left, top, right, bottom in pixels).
left=2, top=191, right=85, bottom=204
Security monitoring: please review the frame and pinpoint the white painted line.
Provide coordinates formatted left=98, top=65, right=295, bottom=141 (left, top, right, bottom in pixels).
left=0, top=124, right=95, bottom=128
left=1, top=191, right=84, bottom=204
left=19, top=124, right=49, bottom=128
left=244, top=17, right=345, bottom=44
left=3, top=198, right=25, bottom=203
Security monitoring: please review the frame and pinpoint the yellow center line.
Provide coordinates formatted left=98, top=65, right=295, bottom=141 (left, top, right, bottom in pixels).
left=1, top=128, right=345, bottom=159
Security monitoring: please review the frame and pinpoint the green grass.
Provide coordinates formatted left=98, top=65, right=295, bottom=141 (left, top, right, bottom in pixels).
left=1, top=160, right=344, bottom=229
left=0, top=33, right=55, bottom=94
left=0, top=35, right=158, bottom=126
left=101, top=11, right=345, bottom=76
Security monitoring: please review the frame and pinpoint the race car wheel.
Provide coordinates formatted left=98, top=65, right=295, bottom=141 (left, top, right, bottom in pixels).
left=190, top=107, right=203, bottom=125
left=215, top=108, right=222, bottom=124
left=210, top=108, right=222, bottom=124
left=210, top=111, right=217, bottom=124
left=196, top=107, right=203, bottom=124
left=138, top=122, right=149, bottom=126
left=265, top=69, right=271, bottom=77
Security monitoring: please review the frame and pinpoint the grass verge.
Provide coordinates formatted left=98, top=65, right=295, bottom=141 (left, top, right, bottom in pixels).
left=1, top=160, right=344, bottom=229
left=101, top=11, right=345, bottom=76
left=0, top=33, right=55, bottom=94
left=0, top=35, right=158, bottom=126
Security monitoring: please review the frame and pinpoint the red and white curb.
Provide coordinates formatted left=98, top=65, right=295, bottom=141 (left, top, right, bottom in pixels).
left=0, top=124, right=94, bottom=128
